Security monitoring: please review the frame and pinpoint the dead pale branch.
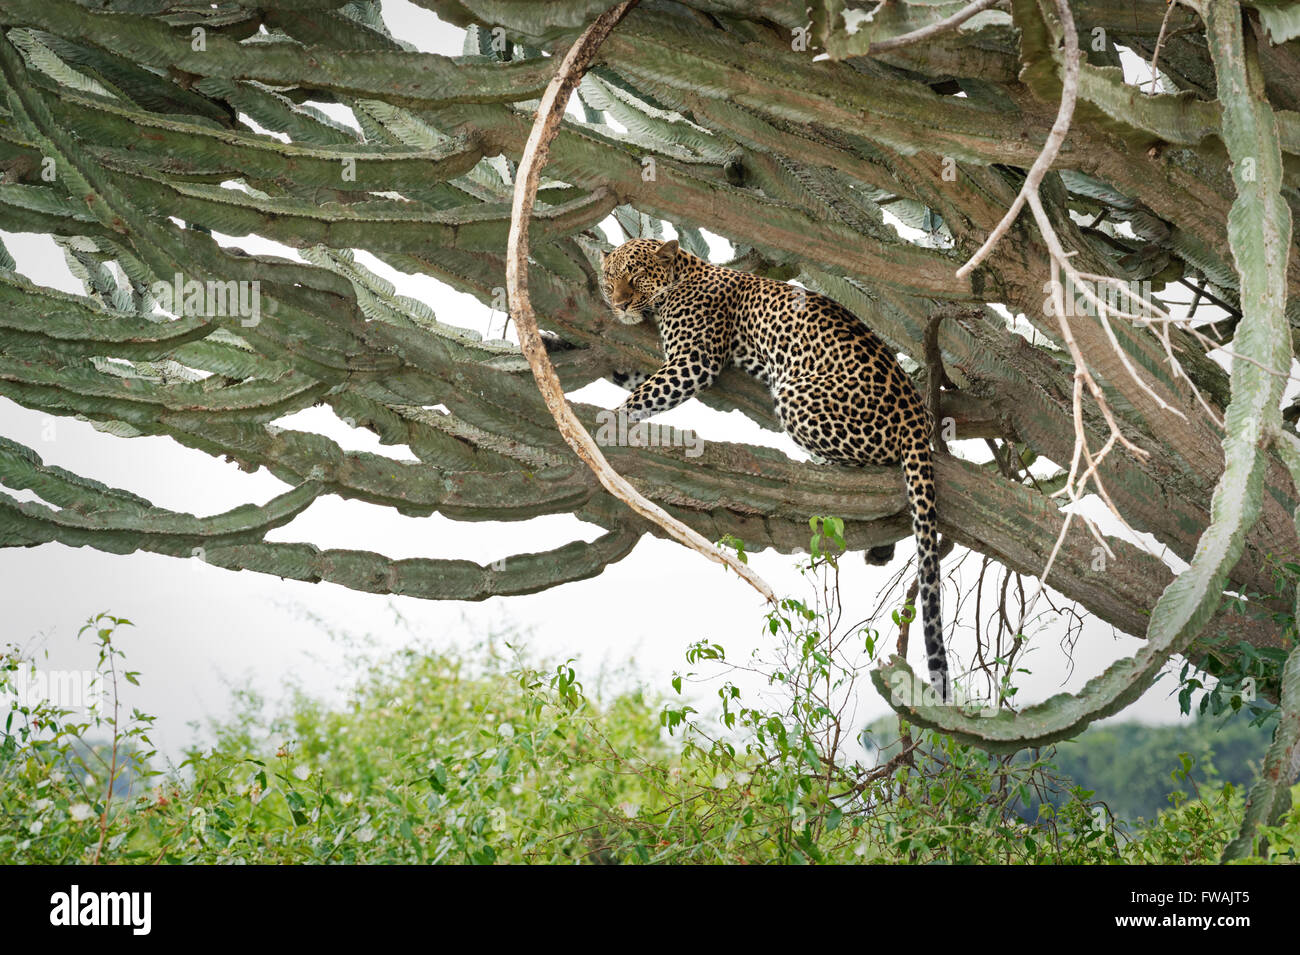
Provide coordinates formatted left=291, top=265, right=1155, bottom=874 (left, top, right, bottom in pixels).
left=867, top=0, right=1006, bottom=54
left=505, top=1, right=776, bottom=604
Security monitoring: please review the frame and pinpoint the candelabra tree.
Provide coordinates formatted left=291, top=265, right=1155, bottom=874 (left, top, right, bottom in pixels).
left=0, top=1, right=1298, bottom=840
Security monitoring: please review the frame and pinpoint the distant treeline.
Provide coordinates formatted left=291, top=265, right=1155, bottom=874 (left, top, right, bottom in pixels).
left=1031, top=710, right=1275, bottom=824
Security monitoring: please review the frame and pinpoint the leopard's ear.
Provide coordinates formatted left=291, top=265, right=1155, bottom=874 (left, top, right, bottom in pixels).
left=656, top=239, right=679, bottom=263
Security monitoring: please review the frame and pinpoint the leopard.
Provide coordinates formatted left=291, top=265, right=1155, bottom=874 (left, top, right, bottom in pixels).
left=600, top=237, right=949, bottom=702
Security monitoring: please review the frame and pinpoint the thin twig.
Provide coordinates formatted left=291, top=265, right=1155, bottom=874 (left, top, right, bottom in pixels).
left=504, top=1, right=776, bottom=604
left=924, top=308, right=958, bottom=455
left=1149, top=0, right=1181, bottom=96
left=1175, top=275, right=1240, bottom=320
left=896, top=577, right=920, bottom=657
left=955, top=0, right=1078, bottom=279
left=91, top=640, right=120, bottom=866
left=868, top=0, right=1004, bottom=53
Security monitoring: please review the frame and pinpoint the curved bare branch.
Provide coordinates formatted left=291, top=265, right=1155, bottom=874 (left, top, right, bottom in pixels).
left=504, top=0, right=777, bottom=603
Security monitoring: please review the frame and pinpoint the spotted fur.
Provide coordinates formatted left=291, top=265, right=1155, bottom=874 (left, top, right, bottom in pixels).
left=601, top=237, right=949, bottom=701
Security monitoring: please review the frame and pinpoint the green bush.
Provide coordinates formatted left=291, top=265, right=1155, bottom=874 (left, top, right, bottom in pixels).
left=2, top=590, right=1295, bottom=864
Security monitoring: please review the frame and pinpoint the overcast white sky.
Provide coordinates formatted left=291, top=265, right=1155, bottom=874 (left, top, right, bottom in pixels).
left=0, top=1, right=1240, bottom=767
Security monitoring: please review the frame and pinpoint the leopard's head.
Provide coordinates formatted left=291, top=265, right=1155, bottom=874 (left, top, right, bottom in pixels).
left=599, top=238, right=679, bottom=325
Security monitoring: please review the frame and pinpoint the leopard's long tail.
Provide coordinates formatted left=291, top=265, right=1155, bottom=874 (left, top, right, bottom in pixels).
left=903, top=436, right=949, bottom=702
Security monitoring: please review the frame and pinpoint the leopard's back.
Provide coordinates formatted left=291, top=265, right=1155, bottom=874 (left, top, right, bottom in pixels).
left=703, top=268, right=933, bottom=465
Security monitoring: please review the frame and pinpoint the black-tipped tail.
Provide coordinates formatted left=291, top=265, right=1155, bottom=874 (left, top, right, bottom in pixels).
left=904, top=440, right=949, bottom=702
